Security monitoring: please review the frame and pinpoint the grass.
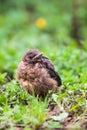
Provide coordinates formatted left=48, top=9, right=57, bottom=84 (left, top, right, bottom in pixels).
left=0, top=44, right=87, bottom=129
left=0, top=0, right=87, bottom=129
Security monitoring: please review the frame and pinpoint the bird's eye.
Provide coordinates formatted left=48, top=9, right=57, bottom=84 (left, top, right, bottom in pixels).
left=28, top=56, right=33, bottom=59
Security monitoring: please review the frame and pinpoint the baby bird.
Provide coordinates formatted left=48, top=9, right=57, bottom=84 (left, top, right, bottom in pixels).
left=17, top=49, right=61, bottom=96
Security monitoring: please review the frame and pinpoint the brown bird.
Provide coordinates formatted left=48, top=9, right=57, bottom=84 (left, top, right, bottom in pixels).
left=17, top=49, right=61, bottom=96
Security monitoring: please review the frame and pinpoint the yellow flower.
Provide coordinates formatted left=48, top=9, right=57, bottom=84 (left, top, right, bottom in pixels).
left=36, top=18, right=47, bottom=28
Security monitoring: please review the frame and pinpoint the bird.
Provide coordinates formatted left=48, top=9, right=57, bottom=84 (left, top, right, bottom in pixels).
left=17, top=49, right=62, bottom=96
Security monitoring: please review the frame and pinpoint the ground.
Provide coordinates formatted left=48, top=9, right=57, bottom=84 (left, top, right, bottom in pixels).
left=0, top=0, right=87, bottom=129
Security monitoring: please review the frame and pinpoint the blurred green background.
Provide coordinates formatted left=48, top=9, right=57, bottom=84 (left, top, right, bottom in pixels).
left=0, top=0, right=87, bottom=75
left=0, top=0, right=87, bottom=129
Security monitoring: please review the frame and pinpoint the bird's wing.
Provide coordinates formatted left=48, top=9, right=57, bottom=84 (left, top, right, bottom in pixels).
left=42, top=56, right=62, bottom=86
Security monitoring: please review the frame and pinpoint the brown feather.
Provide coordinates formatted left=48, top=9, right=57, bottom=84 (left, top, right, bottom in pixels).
left=17, top=49, right=62, bottom=96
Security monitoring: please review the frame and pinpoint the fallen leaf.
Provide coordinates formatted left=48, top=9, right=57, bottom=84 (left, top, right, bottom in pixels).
left=51, top=112, right=69, bottom=121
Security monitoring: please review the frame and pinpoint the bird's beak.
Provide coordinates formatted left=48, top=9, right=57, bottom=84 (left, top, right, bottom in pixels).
left=33, top=53, right=42, bottom=60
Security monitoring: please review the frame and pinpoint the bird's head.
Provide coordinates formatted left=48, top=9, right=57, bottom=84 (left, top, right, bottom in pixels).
left=22, top=49, right=42, bottom=63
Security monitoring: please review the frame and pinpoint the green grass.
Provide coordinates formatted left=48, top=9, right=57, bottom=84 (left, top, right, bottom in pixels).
left=0, top=0, right=87, bottom=129
left=0, top=44, right=87, bottom=129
